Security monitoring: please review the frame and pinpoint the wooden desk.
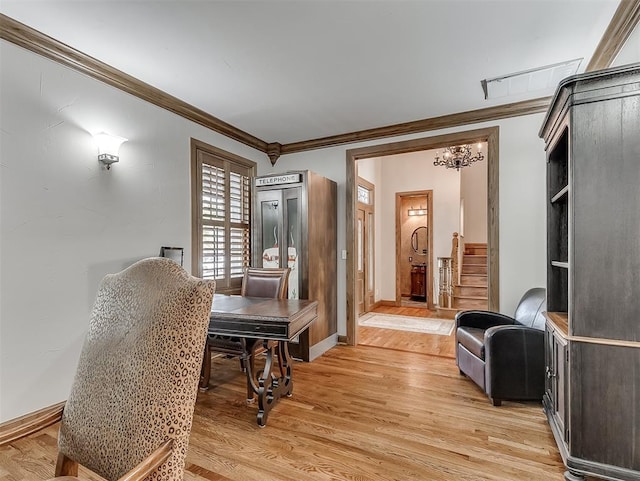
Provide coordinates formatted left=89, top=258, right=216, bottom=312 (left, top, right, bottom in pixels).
left=200, top=294, right=318, bottom=427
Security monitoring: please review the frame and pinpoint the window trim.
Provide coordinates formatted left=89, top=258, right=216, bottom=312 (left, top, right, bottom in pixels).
left=190, top=138, right=256, bottom=292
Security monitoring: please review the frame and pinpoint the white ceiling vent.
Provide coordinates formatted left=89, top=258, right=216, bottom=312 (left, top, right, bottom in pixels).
left=481, top=58, right=582, bottom=100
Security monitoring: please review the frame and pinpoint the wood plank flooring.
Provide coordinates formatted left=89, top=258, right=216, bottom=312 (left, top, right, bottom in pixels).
left=0, top=343, right=566, bottom=481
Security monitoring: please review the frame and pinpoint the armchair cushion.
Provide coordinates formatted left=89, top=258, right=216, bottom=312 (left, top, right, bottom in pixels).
left=456, top=327, right=486, bottom=359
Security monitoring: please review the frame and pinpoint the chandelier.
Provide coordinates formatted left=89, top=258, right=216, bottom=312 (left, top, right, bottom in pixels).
left=433, top=144, right=484, bottom=171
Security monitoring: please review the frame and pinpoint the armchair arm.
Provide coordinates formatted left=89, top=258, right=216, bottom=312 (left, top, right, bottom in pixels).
left=116, top=439, right=174, bottom=481
left=484, top=326, right=545, bottom=401
left=455, top=310, right=517, bottom=330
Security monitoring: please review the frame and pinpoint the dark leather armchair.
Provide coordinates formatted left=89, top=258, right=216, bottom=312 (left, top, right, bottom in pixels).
left=455, top=287, right=546, bottom=406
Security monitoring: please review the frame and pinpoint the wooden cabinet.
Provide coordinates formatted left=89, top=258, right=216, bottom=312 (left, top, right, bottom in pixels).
left=410, top=264, right=427, bottom=300
left=252, top=171, right=337, bottom=362
left=540, top=64, right=640, bottom=481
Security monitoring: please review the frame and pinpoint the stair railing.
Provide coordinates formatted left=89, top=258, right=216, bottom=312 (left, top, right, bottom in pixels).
left=450, top=232, right=460, bottom=288
left=437, top=257, right=453, bottom=308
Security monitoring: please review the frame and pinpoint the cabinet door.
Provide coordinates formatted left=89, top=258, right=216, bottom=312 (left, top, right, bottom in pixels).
left=551, top=332, right=568, bottom=443
left=555, top=335, right=568, bottom=443
left=255, top=190, right=284, bottom=269
left=283, top=187, right=302, bottom=300
left=545, top=326, right=569, bottom=444
left=544, top=328, right=555, bottom=404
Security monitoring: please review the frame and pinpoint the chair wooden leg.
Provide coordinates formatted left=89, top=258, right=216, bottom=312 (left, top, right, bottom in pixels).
left=199, top=344, right=211, bottom=391
left=55, top=452, right=78, bottom=476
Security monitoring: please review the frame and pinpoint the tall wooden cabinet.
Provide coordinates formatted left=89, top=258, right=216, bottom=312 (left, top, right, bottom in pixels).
left=252, top=170, right=337, bottom=362
left=540, top=64, right=640, bottom=481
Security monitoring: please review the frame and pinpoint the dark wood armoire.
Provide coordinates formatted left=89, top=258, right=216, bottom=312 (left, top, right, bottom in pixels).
left=252, top=170, right=337, bottom=361
left=540, top=63, right=640, bottom=481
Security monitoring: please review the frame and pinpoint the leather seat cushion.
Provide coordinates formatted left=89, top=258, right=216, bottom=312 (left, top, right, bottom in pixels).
left=457, top=327, right=486, bottom=359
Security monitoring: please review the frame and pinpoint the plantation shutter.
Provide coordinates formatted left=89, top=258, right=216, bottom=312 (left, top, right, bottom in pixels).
left=195, top=145, right=253, bottom=291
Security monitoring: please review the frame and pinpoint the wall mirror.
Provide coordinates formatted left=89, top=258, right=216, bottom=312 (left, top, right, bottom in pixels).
left=411, top=226, right=428, bottom=255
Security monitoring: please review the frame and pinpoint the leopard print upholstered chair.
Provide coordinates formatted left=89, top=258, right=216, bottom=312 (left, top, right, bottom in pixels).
left=53, top=257, right=215, bottom=481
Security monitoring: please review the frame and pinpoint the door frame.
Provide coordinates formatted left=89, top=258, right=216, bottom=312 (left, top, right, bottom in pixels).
left=395, top=190, right=434, bottom=309
left=345, top=126, right=499, bottom=346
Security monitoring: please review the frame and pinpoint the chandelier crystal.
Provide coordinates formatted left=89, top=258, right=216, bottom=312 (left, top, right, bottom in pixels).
left=433, top=144, right=484, bottom=171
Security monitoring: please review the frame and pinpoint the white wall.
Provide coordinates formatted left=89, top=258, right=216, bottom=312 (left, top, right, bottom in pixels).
left=460, top=143, right=488, bottom=243
left=0, top=38, right=549, bottom=423
left=274, top=114, right=548, bottom=334
left=0, top=41, right=271, bottom=421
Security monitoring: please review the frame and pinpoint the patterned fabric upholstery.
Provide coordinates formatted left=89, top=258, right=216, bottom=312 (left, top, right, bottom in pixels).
left=57, top=258, right=215, bottom=481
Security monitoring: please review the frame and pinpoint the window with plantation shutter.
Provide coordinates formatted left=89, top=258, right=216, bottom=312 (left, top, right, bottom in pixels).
left=191, top=140, right=255, bottom=292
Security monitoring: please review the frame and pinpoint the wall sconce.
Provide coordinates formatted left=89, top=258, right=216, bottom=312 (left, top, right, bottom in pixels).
left=93, top=132, right=127, bottom=169
left=408, top=207, right=427, bottom=216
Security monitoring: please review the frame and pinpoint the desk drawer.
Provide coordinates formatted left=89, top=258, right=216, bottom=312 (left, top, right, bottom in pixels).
left=208, top=320, right=288, bottom=339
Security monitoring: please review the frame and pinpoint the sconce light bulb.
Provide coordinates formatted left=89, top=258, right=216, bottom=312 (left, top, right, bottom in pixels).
left=93, top=132, right=127, bottom=170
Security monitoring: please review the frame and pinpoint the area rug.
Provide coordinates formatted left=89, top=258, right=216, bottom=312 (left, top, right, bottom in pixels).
left=358, top=313, right=454, bottom=336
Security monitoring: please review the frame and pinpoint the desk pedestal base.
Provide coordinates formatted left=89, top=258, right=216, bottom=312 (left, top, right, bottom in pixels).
left=245, top=339, right=293, bottom=427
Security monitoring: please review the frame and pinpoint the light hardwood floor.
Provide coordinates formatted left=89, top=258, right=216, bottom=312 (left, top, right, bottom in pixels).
left=358, top=305, right=456, bottom=358
left=1, top=342, right=567, bottom=481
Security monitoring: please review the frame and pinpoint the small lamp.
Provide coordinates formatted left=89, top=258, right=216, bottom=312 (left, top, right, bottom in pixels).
left=93, top=132, right=127, bottom=169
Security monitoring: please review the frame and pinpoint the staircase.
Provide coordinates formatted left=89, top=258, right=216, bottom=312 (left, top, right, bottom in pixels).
left=453, top=243, right=488, bottom=310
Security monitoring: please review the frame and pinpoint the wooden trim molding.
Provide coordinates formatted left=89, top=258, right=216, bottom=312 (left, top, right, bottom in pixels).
left=377, top=300, right=398, bottom=307
left=586, top=0, right=640, bottom=72
left=0, top=401, right=65, bottom=446
left=281, top=98, right=549, bottom=155
left=0, top=14, right=268, bottom=154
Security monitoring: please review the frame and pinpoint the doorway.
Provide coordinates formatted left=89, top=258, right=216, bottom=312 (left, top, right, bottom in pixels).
left=356, top=177, right=375, bottom=316
left=345, top=126, right=499, bottom=346
left=396, top=190, right=434, bottom=309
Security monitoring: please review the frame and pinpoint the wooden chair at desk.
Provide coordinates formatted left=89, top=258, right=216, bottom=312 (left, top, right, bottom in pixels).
left=52, top=258, right=215, bottom=481
left=203, top=267, right=290, bottom=400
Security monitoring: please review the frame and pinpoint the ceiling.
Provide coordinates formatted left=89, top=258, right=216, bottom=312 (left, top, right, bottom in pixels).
left=0, top=1, right=629, bottom=147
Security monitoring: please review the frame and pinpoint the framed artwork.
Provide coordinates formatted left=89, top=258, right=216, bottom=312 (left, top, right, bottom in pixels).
left=159, top=246, right=184, bottom=267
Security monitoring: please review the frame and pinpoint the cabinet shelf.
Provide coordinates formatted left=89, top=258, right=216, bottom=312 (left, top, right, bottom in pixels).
left=551, top=261, right=569, bottom=269
left=550, top=185, right=569, bottom=204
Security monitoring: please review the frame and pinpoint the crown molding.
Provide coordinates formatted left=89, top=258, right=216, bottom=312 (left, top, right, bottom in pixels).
left=587, top=0, right=640, bottom=72
left=3, top=4, right=637, bottom=162
left=0, top=14, right=268, bottom=153
left=280, top=97, right=551, bottom=155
